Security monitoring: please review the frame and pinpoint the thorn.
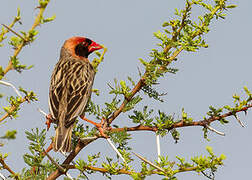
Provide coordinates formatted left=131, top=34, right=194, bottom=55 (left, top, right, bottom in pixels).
left=37, top=108, right=47, bottom=116
left=0, top=172, right=6, bottom=180
left=79, top=136, right=98, bottom=143
left=205, top=125, right=225, bottom=136
left=0, top=80, right=22, bottom=97
left=132, top=152, right=165, bottom=173
left=156, top=134, right=161, bottom=163
left=234, top=114, right=245, bottom=127
left=65, top=172, right=73, bottom=180
left=106, top=138, right=126, bottom=163
left=37, top=108, right=54, bottom=130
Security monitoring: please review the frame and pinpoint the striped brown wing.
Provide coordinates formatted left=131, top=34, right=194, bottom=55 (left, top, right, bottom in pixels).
left=49, top=58, right=95, bottom=127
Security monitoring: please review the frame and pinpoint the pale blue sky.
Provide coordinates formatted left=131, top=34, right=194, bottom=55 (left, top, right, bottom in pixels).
left=0, top=0, right=252, bottom=179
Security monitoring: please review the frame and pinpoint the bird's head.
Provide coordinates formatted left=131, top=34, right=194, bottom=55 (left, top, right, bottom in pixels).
left=63, top=36, right=103, bottom=59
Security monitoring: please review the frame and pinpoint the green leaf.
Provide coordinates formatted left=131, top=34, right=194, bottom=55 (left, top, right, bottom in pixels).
left=226, top=5, right=237, bottom=9
left=42, top=14, right=56, bottom=23
left=1, top=130, right=17, bottom=139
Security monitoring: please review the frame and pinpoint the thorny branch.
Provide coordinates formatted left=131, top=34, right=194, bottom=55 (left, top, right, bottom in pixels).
left=46, top=2, right=251, bottom=179
left=111, top=103, right=252, bottom=133
left=46, top=103, right=252, bottom=179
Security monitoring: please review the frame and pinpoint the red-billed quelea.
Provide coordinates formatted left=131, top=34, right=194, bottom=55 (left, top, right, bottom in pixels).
left=49, top=37, right=102, bottom=153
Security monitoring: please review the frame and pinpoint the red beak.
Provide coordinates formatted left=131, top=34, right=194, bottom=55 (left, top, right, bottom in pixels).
left=88, top=41, right=103, bottom=53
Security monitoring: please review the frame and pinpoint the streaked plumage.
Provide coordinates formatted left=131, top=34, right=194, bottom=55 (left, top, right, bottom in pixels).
left=49, top=37, right=102, bottom=153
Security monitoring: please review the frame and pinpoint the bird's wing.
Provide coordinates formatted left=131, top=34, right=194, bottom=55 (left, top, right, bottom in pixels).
left=49, top=59, right=95, bottom=127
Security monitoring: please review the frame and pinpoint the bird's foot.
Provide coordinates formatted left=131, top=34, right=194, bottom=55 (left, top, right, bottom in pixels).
left=45, top=114, right=53, bottom=130
left=80, top=115, right=109, bottom=138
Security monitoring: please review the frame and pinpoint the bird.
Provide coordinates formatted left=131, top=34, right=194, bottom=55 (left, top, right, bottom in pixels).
left=49, top=36, right=103, bottom=153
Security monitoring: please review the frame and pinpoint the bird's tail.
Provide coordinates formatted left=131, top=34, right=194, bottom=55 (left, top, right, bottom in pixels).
left=53, top=124, right=73, bottom=153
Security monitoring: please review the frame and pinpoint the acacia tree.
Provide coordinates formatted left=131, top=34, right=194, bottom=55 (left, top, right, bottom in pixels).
left=0, top=0, right=251, bottom=179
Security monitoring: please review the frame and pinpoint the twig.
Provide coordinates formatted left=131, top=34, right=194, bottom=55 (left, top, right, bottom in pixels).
left=1, top=0, right=51, bottom=78
left=132, top=152, right=165, bottom=173
left=0, top=11, right=21, bottom=44
left=106, top=138, right=126, bottom=163
left=47, top=137, right=96, bottom=179
left=0, top=80, right=22, bottom=97
left=43, top=149, right=65, bottom=173
left=64, top=164, right=134, bottom=175
left=205, top=125, right=225, bottom=136
left=111, top=104, right=252, bottom=135
left=1, top=24, right=26, bottom=42
left=108, top=79, right=144, bottom=124
left=0, top=97, right=26, bottom=123
left=0, top=158, right=17, bottom=179
left=91, top=45, right=107, bottom=71
left=156, top=134, right=161, bottom=163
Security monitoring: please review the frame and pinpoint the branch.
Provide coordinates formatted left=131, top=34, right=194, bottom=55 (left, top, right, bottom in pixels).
left=64, top=164, right=134, bottom=175
left=0, top=9, right=21, bottom=44
left=0, top=97, right=27, bottom=123
left=43, top=149, right=65, bottom=173
left=111, top=104, right=252, bottom=134
left=108, top=79, right=144, bottom=124
left=0, top=157, right=18, bottom=179
left=163, top=1, right=191, bottom=54
left=47, top=137, right=96, bottom=180
left=63, top=156, right=200, bottom=177
left=1, top=24, right=26, bottom=42
left=1, top=1, right=51, bottom=78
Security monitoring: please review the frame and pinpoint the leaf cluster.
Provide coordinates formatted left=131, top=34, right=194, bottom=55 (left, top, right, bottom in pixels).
left=22, top=128, right=57, bottom=179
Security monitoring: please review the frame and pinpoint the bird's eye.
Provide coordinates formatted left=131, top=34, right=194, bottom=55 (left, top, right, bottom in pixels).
left=81, top=42, right=88, bottom=47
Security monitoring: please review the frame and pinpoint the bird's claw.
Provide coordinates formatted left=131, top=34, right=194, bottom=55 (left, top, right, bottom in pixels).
left=45, top=114, right=53, bottom=131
